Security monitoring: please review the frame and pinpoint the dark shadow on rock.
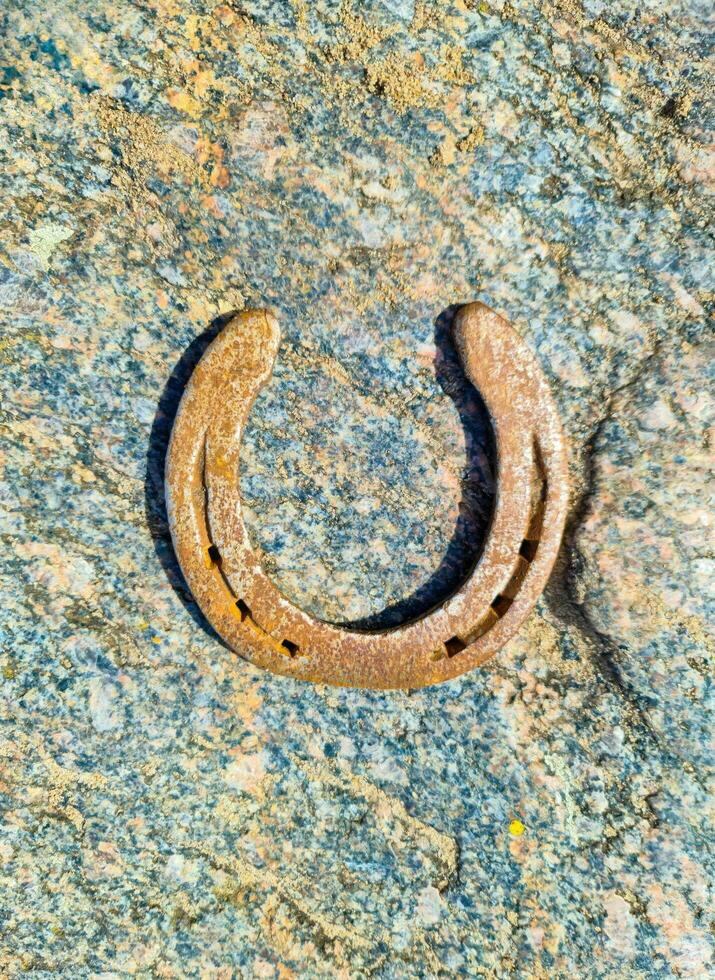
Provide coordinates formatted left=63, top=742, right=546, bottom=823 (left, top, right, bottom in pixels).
left=339, top=304, right=496, bottom=631
left=144, top=313, right=238, bottom=648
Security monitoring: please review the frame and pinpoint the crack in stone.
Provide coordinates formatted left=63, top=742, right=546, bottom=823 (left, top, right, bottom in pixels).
left=546, top=342, right=666, bottom=746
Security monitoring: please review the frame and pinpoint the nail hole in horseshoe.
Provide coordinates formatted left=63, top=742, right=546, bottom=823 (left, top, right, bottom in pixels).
left=236, top=598, right=251, bottom=622
left=491, top=594, right=514, bottom=617
left=206, top=541, right=241, bottom=601
left=444, top=636, right=467, bottom=658
left=520, top=539, right=539, bottom=561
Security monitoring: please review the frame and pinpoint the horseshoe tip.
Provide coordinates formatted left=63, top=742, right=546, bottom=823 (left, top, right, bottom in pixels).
left=223, top=307, right=281, bottom=348
left=453, top=301, right=520, bottom=354
left=259, top=307, right=280, bottom=330
left=457, top=300, right=492, bottom=318
left=455, top=301, right=503, bottom=330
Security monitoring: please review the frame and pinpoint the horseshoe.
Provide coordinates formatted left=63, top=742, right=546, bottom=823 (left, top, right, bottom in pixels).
left=165, top=303, right=568, bottom=689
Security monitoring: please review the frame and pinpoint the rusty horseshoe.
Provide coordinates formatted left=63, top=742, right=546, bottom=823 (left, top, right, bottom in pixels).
left=165, top=303, right=568, bottom=689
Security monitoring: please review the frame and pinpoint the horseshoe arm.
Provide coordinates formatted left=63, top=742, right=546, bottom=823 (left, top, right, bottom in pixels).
left=166, top=304, right=568, bottom=689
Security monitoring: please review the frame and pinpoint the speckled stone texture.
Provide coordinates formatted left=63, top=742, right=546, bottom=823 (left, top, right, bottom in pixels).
left=0, top=0, right=712, bottom=977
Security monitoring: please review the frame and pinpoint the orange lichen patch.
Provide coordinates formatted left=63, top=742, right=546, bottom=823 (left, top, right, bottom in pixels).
left=166, top=304, right=568, bottom=689
left=196, top=137, right=225, bottom=169
left=166, top=88, right=203, bottom=118
left=214, top=5, right=236, bottom=26
left=211, top=165, right=231, bottom=189
left=198, top=194, right=226, bottom=219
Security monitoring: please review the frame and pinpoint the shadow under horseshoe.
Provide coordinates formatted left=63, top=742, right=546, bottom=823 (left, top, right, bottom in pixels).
left=144, top=313, right=235, bottom=649
left=145, top=306, right=496, bottom=644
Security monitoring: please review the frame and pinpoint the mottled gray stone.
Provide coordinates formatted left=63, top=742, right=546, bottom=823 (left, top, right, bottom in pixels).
left=0, top=0, right=713, bottom=976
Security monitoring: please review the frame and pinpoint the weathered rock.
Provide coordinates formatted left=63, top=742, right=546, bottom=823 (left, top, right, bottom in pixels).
left=0, top=0, right=712, bottom=975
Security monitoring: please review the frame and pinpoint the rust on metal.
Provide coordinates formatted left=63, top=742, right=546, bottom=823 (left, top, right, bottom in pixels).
left=165, top=303, right=568, bottom=689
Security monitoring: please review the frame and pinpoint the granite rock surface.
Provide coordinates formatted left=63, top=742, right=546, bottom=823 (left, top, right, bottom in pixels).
left=0, top=0, right=713, bottom=976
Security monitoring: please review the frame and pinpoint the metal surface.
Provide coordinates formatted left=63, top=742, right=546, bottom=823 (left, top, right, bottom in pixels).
left=166, top=303, right=568, bottom=689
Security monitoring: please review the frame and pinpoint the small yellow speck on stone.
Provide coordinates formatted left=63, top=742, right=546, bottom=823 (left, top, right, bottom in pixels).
left=509, top=819, right=526, bottom=836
